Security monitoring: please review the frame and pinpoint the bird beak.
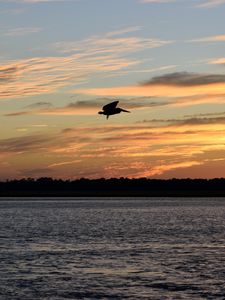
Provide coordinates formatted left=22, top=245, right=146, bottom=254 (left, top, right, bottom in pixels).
left=121, top=109, right=130, bottom=113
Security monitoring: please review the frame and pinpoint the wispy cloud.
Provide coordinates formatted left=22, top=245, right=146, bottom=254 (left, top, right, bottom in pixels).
left=208, top=58, right=225, bottom=65
left=137, top=116, right=225, bottom=126
left=48, top=159, right=81, bottom=168
left=75, top=72, right=225, bottom=107
left=4, top=97, right=168, bottom=117
left=0, top=29, right=171, bottom=100
left=2, top=118, right=225, bottom=178
left=142, top=72, right=225, bottom=86
left=0, top=134, right=50, bottom=153
left=190, top=34, right=225, bottom=42
left=153, top=72, right=225, bottom=87
left=4, top=111, right=30, bottom=117
left=133, top=161, right=203, bottom=178
left=196, top=0, right=225, bottom=8
left=54, top=28, right=170, bottom=55
left=105, top=65, right=177, bottom=78
left=24, top=101, right=53, bottom=109
left=3, top=27, right=42, bottom=37
left=105, top=26, right=143, bottom=37
left=140, top=0, right=225, bottom=8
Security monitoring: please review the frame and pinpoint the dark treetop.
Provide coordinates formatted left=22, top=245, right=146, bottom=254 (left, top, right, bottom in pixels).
left=1, top=177, right=225, bottom=197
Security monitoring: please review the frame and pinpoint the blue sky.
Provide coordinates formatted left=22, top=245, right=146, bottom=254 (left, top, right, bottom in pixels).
left=1, top=0, right=225, bottom=179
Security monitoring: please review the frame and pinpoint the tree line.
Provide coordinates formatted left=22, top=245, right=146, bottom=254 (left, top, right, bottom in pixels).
left=1, top=177, right=225, bottom=196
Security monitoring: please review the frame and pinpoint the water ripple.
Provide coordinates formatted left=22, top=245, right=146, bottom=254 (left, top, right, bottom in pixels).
left=0, top=198, right=225, bottom=299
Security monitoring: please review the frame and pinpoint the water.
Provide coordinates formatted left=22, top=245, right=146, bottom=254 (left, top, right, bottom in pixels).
left=0, top=198, right=225, bottom=299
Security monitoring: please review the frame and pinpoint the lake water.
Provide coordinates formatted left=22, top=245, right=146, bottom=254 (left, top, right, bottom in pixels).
left=0, top=198, right=225, bottom=299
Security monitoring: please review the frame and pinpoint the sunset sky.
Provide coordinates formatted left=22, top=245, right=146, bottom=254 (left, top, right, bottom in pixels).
left=1, top=0, right=225, bottom=179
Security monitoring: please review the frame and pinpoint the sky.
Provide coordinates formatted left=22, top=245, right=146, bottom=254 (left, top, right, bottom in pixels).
left=1, top=0, right=225, bottom=180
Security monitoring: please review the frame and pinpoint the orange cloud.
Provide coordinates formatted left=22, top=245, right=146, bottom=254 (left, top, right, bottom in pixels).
left=39, top=107, right=97, bottom=116
left=48, top=159, right=81, bottom=168
left=74, top=72, right=225, bottom=107
left=140, top=0, right=225, bottom=8
left=0, top=55, right=136, bottom=99
left=132, top=161, right=203, bottom=178
left=2, top=119, right=225, bottom=179
left=209, top=57, right=225, bottom=64
left=190, top=34, right=225, bottom=42
left=76, top=82, right=225, bottom=98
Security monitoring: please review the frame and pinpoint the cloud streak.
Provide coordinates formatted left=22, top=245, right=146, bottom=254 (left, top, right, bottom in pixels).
left=142, top=72, right=225, bottom=86
left=3, top=97, right=168, bottom=117
left=75, top=72, right=225, bottom=108
left=208, top=58, right=225, bottom=65
left=0, top=29, right=170, bottom=100
left=196, top=0, right=225, bottom=8
left=140, top=0, right=225, bottom=7
left=2, top=117, right=225, bottom=178
left=138, top=116, right=225, bottom=126
left=190, top=34, right=225, bottom=42
left=0, top=134, right=50, bottom=153
left=2, top=27, right=42, bottom=37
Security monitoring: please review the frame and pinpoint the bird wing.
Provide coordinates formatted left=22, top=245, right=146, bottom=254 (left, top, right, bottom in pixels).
left=103, top=101, right=119, bottom=112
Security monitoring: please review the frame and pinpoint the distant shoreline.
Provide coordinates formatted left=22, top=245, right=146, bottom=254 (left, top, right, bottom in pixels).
left=1, top=178, right=225, bottom=197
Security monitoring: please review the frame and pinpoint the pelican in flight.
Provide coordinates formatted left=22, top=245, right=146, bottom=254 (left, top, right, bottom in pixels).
left=98, top=101, right=130, bottom=119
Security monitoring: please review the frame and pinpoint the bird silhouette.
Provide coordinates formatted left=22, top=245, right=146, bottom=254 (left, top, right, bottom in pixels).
left=98, top=101, right=130, bottom=119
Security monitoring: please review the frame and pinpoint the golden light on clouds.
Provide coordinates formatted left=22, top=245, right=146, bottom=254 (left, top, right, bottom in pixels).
left=1, top=0, right=225, bottom=180
left=2, top=119, right=225, bottom=179
left=75, top=82, right=225, bottom=99
left=0, top=29, right=170, bottom=100
left=209, top=58, right=225, bottom=64
left=190, top=34, right=225, bottom=42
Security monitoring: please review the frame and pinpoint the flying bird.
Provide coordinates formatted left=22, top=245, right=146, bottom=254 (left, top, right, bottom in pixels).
left=98, top=101, right=130, bottom=119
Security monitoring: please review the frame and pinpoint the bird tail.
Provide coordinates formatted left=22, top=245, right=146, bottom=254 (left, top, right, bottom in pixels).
left=121, top=109, right=130, bottom=113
